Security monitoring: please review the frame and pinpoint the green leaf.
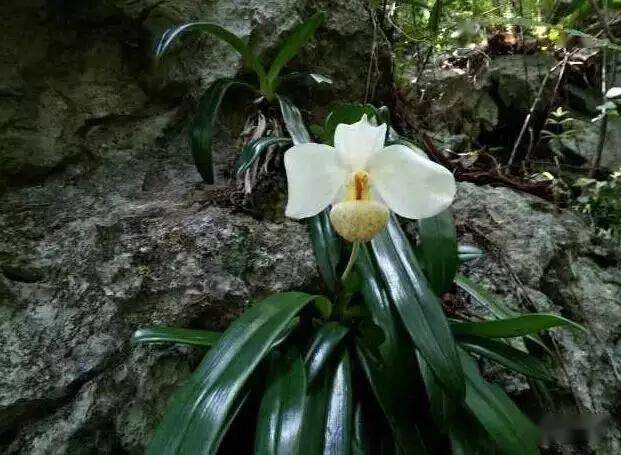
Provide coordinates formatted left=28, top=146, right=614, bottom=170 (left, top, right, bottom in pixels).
left=277, top=95, right=312, bottom=145
left=371, top=217, right=465, bottom=399
left=428, top=0, right=443, bottom=35
left=266, top=12, right=325, bottom=93
left=417, top=209, right=458, bottom=295
left=131, top=327, right=221, bottom=347
left=417, top=352, right=456, bottom=431
left=451, top=313, right=587, bottom=339
left=305, top=322, right=349, bottom=384
left=455, top=274, right=551, bottom=353
left=282, top=72, right=333, bottom=84
left=461, top=351, right=540, bottom=455
left=323, top=103, right=379, bottom=145
left=352, top=401, right=370, bottom=455
left=323, top=350, right=353, bottom=454
left=299, top=365, right=332, bottom=455
left=355, top=245, right=428, bottom=454
left=191, top=78, right=254, bottom=183
left=455, top=274, right=518, bottom=320
left=448, top=414, right=497, bottom=455
left=457, top=244, right=484, bottom=263
left=156, top=22, right=267, bottom=84
left=236, top=136, right=292, bottom=175
left=254, top=350, right=307, bottom=455
left=458, top=335, right=552, bottom=381
left=308, top=210, right=342, bottom=292
left=147, top=292, right=319, bottom=455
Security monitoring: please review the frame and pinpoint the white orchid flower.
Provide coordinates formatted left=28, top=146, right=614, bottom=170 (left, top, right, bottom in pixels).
left=284, top=115, right=456, bottom=242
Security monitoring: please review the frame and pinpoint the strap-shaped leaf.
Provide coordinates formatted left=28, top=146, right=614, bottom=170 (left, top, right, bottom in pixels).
left=305, top=322, right=349, bottom=384
left=417, top=209, right=458, bottom=295
left=277, top=95, right=312, bottom=144
left=254, top=350, right=307, bottom=454
left=417, top=352, right=456, bottom=431
left=352, top=401, right=370, bottom=455
left=451, top=313, right=587, bottom=338
left=266, top=12, right=325, bottom=90
left=279, top=72, right=333, bottom=87
left=371, top=218, right=465, bottom=399
left=191, top=78, right=254, bottom=183
left=132, top=327, right=221, bottom=347
left=299, top=365, right=332, bottom=455
left=147, top=292, right=319, bottom=454
left=323, top=350, right=353, bottom=454
left=458, top=335, right=552, bottom=381
left=307, top=210, right=342, bottom=291
left=457, top=244, right=484, bottom=263
left=155, top=22, right=267, bottom=82
left=356, top=246, right=427, bottom=454
left=455, top=274, right=552, bottom=353
left=277, top=96, right=343, bottom=292
left=448, top=414, right=497, bottom=455
left=455, top=274, right=518, bottom=319
left=236, top=136, right=292, bottom=175
left=461, top=351, right=540, bottom=455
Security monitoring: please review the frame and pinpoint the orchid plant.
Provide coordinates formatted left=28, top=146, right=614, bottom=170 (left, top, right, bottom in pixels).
left=156, top=12, right=327, bottom=184
left=136, top=49, right=587, bottom=455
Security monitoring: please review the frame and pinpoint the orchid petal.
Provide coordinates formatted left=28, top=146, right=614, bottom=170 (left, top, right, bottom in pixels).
left=367, top=144, right=456, bottom=219
left=334, top=115, right=387, bottom=170
left=284, top=143, right=347, bottom=219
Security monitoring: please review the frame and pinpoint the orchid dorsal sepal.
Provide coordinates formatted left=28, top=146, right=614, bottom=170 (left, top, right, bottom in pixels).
left=284, top=115, right=456, bottom=242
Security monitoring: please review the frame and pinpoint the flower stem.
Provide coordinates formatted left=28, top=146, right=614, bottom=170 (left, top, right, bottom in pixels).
left=341, top=241, right=360, bottom=282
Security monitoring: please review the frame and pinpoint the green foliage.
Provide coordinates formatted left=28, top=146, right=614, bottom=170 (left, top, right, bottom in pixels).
left=156, top=13, right=325, bottom=101
left=457, top=243, right=484, bottom=263
left=416, top=209, right=459, bottom=294
left=307, top=211, right=342, bottom=292
left=451, top=313, right=587, bottom=338
left=372, top=217, right=466, bottom=399
left=156, top=14, right=326, bottom=182
left=356, top=245, right=428, bottom=453
left=131, top=327, right=221, bottom=347
left=156, top=23, right=266, bottom=80
left=265, top=13, right=325, bottom=95
left=191, top=79, right=253, bottom=183
left=146, top=292, right=319, bottom=454
left=460, top=351, right=541, bottom=455
left=254, top=349, right=307, bottom=454
left=458, top=335, right=553, bottom=380
left=322, top=351, right=354, bottom=454
left=236, top=137, right=292, bottom=176
left=573, top=170, right=621, bottom=243
left=304, top=322, right=349, bottom=383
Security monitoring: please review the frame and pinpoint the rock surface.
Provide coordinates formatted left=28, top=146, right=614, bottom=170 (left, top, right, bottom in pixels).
left=399, top=54, right=554, bottom=149
left=454, top=182, right=621, bottom=454
left=549, top=114, right=621, bottom=171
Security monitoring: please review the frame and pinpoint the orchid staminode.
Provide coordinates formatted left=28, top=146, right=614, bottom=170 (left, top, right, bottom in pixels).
left=284, top=115, right=456, bottom=243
